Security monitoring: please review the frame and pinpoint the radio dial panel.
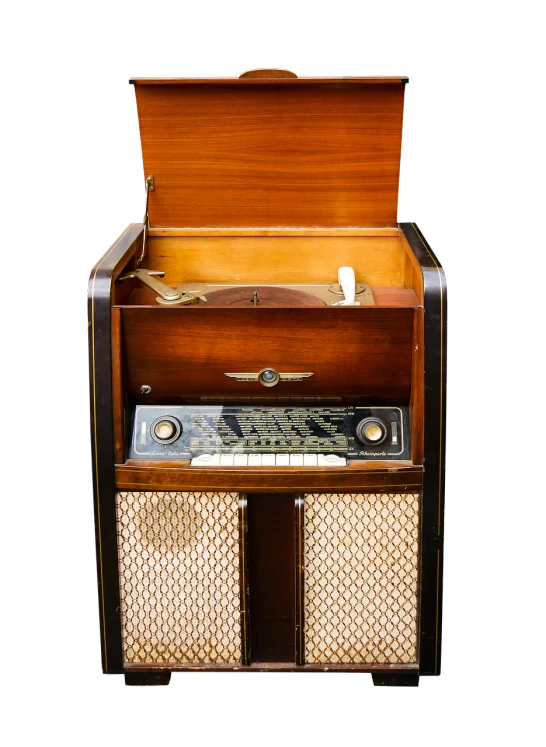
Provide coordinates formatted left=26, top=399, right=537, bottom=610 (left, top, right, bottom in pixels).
left=130, top=405, right=410, bottom=461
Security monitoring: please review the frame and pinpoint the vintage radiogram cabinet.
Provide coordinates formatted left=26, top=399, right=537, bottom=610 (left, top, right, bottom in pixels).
left=88, top=69, right=446, bottom=686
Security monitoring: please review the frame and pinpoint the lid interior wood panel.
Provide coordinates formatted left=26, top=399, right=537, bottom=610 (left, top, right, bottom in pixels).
left=133, top=80, right=406, bottom=229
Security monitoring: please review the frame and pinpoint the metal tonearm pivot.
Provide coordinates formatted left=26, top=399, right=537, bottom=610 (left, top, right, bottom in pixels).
left=118, top=268, right=199, bottom=305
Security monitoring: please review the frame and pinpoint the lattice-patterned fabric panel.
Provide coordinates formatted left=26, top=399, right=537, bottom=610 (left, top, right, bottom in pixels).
left=116, top=491, right=241, bottom=665
left=304, top=493, right=420, bottom=664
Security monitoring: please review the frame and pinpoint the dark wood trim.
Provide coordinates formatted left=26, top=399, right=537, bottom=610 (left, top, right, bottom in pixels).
left=411, top=308, right=424, bottom=465
left=372, top=673, right=419, bottom=687
left=295, top=495, right=305, bottom=666
left=238, top=495, right=250, bottom=666
left=125, top=671, right=171, bottom=686
left=115, top=463, right=423, bottom=493
left=123, top=662, right=419, bottom=673
left=111, top=308, right=124, bottom=465
left=88, top=223, right=144, bottom=673
left=246, top=494, right=297, bottom=663
left=130, top=77, right=409, bottom=86
left=399, top=223, right=447, bottom=677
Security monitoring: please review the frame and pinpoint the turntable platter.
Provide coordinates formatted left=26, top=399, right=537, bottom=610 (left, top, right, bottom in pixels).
left=204, top=286, right=326, bottom=307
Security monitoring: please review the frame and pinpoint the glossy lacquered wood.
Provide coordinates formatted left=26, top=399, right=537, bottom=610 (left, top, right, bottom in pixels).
left=295, top=496, right=305, bottom=666
left=400, top=223, right=447, bottom=676
left=89, top=73, right=446, bottom=683
left=111, top=308, right=125, bottom=464
left=373, top=287, right=419, bottom=306
left=238, top=497, right=250, bottom=666
left=148, top=227, right=400, bottom=236
left=88, top=223, right=144, bottom=673
left=240, top=68, right=297, bottom=78
left=122, top=285, right=419, bottom=309
left=131, top=76, right=409, bottom=85
left=247, top=494, right=296, bottom=662
left=410, top=309, right=424, bottom=465
left=124, top=662, right=419, bottom=673
left=134, top=82, right=405, bottom=228
left=144, top=235, right=407, bottom=287
left=120, top=306, right=414, bottom=402
left=115, top=463, right=422, bottom=492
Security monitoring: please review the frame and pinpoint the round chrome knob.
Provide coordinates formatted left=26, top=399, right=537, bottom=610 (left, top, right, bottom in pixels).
left=355, top=417, right=387, bottom=445
left=151, top=416, right=182, bottom=445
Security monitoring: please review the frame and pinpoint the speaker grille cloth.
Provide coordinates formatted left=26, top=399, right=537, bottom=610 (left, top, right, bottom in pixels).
left=116, top=491, right=241, bottom=665
left=304, top=493, right=420, bottom=664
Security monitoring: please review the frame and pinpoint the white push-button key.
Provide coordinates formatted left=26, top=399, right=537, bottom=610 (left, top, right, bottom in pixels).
left=317, top=454, right=347, bottom=466
left=190, top=454, right=221, bottom=466
left=191, top=453, right=347, bottom=467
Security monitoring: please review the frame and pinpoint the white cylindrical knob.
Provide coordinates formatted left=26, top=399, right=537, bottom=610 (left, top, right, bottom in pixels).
left=338, top=266, right=356, bottom=305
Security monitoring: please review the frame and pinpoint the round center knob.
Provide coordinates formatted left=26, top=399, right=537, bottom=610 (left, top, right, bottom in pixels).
left=151, top=416, right=182, bottom=445
left=364, top=424, right=383, bottom=442
left=155, top=421, right=175, bottom=440
left=355, top=417, right=387, bottom=446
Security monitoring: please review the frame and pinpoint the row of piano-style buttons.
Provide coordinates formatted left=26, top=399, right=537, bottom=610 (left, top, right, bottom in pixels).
left=189, top=453, right=347, bottom=467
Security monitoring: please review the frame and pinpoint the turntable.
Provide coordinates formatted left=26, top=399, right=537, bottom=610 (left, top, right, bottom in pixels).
left=203, top=285, right=327, bottom=306
left=88, top=70, right=446, bottom=687
left=118, top=266, right=375, bottom=306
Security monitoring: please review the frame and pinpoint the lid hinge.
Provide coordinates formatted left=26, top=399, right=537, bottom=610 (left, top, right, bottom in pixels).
left=136, top=175, right=155, bottom=268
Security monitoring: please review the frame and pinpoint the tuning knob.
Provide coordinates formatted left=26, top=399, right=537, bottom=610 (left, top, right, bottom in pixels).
left=150, top=416, right=182, bottom=445
left=355, top=417, right=387, bottom=446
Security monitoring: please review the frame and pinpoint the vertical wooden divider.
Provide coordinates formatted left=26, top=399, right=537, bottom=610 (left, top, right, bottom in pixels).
left=295, top=495, right=305, bottom=666
left=111, top=307, right=125, bottom=465
left=238, top=495, right=251, bottom=666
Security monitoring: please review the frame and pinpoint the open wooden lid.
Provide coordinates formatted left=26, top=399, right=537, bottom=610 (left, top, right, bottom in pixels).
left=131, top=71, right=408, bottom=229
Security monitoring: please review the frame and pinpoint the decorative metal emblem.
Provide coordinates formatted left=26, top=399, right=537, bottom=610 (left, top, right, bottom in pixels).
left=224, top=368, right=313, bottom=387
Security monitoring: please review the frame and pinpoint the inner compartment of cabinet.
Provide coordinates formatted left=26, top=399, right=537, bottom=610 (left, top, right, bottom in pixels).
left=114, top=231, right=423, bottom=308
left=110, top=227, right=425, bottom=466
left=247, top=493, right=296, bottom=662
left=244, top=490, right=419, bottom=668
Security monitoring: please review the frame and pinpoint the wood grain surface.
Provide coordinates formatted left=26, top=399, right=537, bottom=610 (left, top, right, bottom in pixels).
left=239, top=69, right=297, bottom=78
left=121, top=285, right=419, bottom=308
left=144, top=235, right=406, bottom=286
left=115, top=463, right=423, bottom=492
left=134, top=82, right=405, bottom=228
left=121, top=306, right=414, bottom=402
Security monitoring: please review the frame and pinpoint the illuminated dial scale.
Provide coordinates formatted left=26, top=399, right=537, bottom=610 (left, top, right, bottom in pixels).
left=131, top=406, right=410, bottom=463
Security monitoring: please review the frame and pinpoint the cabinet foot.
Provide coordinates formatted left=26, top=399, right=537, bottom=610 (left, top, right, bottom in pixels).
left=372, top=673, right=419, bottom=687
left=124, top=671, right=171, bottom=686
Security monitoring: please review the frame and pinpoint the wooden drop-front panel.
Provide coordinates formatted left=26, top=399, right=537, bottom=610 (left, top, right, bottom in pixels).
left=120, top=307, right=414, bottom=403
